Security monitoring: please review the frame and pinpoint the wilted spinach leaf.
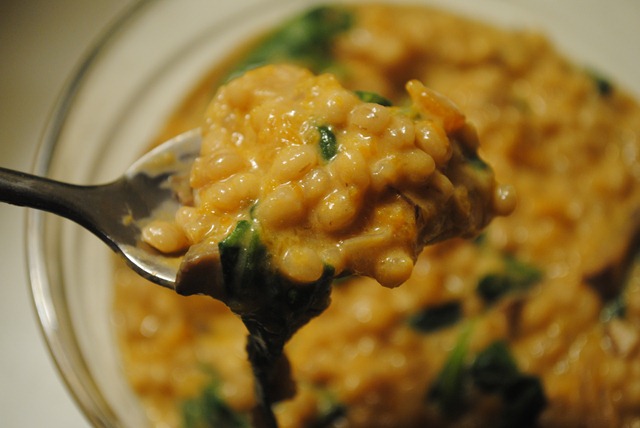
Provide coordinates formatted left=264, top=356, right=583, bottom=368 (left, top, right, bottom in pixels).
left=182, top=379, right=250, bottom=428
left=227, top=6, right=353, bottom=81
left=409, top=301, right=463, bottom=333
left=477, top=255, right=542, bottom=304
left=318, top=125, right=338, bottom=161
left=354, top=90, right=392, bottom=106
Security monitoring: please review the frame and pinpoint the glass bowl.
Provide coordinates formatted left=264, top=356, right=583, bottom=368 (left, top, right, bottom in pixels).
left=26, top=0, right=639, bottom=426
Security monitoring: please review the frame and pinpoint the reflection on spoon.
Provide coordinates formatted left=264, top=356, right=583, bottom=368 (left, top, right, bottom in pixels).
left=0, top=128, right=201, bottom=289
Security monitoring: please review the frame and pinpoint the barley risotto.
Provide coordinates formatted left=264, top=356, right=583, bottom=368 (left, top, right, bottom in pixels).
left=113, top=4, right=640, bottom=427
left=144, top=63, right=511, bottom=291
left=138, top=61, right=511, bottom=428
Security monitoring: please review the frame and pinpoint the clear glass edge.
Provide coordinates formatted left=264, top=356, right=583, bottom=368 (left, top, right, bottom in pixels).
left=26, top=1, right=159, bottom=426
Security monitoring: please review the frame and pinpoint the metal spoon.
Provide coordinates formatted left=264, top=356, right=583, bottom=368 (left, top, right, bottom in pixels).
left=0, top=129, right=201, bottom=290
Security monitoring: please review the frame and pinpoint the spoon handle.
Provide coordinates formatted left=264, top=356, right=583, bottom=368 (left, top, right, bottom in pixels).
left=0, top=166, right=88, bottom=211
left=0, top=166, right=119, bottom=243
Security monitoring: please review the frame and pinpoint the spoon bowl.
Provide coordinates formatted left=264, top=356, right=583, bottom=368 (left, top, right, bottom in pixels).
left=1, top=129, right=201, bottom=289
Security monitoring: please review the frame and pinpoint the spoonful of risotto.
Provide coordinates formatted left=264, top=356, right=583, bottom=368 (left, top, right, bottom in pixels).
left=169, top=64, right=515, bottom=296
left=0, top=63, right=514, bottom=292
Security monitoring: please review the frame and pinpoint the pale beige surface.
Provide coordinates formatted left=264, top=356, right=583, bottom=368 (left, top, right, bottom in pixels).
left=0, top=1, right=133, bottom=427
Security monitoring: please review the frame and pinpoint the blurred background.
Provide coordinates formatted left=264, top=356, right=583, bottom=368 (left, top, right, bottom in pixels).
left=0, top=2, right=133, bottom=426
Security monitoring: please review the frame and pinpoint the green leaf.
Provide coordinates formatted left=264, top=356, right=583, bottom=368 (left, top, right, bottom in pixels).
left=471, top=342, right=547, bottom=427
left=218, top=220, right=267, bottom=299
left=428, top=337, right=547, bottom=424
left=181, top=379, right=250, bottom=428
left=499, top=375, right=547, bottom=428
left=409, top=301, right=462, bottom=333
left=307, top=403, right=347, bottom=428
left=354, top=90, right=392, bottom=106
left=470, top=340, right=519, bottom=393
left=427, top=326, right=472, bottom=416
left=217, top=217, right=334, bottom=333
left=600, top=295, right=626, bottom=322
left=477, top=255, right=542, bottom=304
left=318, top=125, right=338, bottom=161
left=458, top=140, right=490, bottom=171
left=226, top=6, right=353, bottom=81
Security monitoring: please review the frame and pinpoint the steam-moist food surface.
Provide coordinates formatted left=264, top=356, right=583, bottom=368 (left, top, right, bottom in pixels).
left=143, top=63, right=511, bottom=290
left=114, top=4, right=640, bottom=427
left=140, top=62, right=510, bottom=427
